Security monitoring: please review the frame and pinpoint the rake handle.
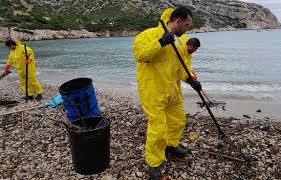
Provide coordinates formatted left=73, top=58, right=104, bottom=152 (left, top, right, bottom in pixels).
left=0, top=70, right=11, bottom=80
left=24, top=44, right=29, bottom=102
left=160, top=20, right=226, bottom=138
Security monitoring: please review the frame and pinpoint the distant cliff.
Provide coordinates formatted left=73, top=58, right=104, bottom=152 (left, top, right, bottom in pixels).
left=0, top=0, right=279, bottom=40
left=169, top=0, right=279, bottom=31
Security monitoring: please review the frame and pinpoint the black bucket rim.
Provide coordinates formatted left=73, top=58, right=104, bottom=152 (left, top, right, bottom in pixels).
left=66, top=117, right=111, bottom=133
left=59, top=78, right=93, bottom=94
left=66, top=114, right=101, bottom=123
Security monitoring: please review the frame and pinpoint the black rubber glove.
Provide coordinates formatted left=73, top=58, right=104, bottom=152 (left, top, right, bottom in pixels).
left=189, top=80, right=202, bottom=92
left=185, top=77, right=193, bottom=84
left=158, top=32, right=175, bottom=47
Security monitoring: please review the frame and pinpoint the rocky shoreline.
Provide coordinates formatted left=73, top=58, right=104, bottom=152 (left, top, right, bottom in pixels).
left=0, top=81, right=281, bottom=179
left=1, top=26, right=279, bottom=42
left=0, top=27, right=141, bottom=41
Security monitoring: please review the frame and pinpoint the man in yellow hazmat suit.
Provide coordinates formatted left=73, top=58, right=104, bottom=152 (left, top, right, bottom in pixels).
left=133, top=7, right=202, bottom=179
left=2, top=40, right=44, bottom=100
left=185, top=38, right=201, bottom=80
left=177, top=38, right=201, bottom=96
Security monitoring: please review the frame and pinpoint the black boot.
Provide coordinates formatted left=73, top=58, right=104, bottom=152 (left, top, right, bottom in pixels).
left=28, top=96, right=34, bottom=100
left=35, top=94, right=43, bottom=100
left=148, top=166, right=161, bottom=180
left=165, top=144, right=189, bottom=158
left=21, top=96, right=34, bottom=100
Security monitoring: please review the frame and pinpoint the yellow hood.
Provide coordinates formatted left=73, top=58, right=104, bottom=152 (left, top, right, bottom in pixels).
left=15, top=39, right=22, bottom=45
left=158, top=8, right=174, bottom=27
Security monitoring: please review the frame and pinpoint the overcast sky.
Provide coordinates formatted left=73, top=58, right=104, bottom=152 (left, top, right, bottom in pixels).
left=239, top=0, right=281, bottom=22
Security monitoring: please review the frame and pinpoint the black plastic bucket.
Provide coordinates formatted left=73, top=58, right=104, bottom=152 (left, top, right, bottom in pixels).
left=66, top=117, right=110, bottom=175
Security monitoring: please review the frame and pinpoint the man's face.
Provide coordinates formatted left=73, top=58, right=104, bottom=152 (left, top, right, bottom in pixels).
left=7, top=45, right=16, bottom=50
left=187, top=44, right=198, bottom=54
left=174, top=16, right=192, bottom=36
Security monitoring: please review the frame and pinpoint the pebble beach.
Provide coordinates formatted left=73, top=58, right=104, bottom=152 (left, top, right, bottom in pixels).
left=0, top=79, right=281, bottom=179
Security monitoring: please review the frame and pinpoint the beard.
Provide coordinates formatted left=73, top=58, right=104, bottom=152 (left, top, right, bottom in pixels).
left=174, top=32, right=183, bottom=37
left=187, top=49, right=194, bottom=54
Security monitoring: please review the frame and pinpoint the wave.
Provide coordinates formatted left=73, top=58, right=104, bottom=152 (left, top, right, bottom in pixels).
left=182, top=82, right=281, bottom=92
left=129, top=81, right=281, bottom=93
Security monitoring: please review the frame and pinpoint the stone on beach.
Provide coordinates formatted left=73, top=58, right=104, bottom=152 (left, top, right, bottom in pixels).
left=0, top=81, right=281, bottom=179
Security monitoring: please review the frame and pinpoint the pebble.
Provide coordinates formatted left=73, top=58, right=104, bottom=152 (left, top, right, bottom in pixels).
left=0, top=81, right=281, bottom=179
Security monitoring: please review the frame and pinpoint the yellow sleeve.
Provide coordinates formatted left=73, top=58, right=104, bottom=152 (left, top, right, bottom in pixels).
left=6, top=52, right=13, bottom=65
left=178, top=54, right=193, bottom=81
left=133, top=29, right=163, bottom=63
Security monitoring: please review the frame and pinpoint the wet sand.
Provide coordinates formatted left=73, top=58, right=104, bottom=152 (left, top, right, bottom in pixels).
left=183, top=92, right=281, bottom=121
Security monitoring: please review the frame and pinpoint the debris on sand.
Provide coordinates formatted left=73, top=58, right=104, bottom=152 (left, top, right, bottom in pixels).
left=1, top=82, right=280, bottom=179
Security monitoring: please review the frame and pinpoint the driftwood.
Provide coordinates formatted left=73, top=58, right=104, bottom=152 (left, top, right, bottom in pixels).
left=194, top=149, right=245, bottom=162
left=48, top=117, right=83, bottom=131
left=48, top=117, right=69, bottom=127
left=0, top=105, right=45, bottom=118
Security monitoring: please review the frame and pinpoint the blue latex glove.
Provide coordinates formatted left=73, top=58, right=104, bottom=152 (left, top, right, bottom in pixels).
left=46, top=95, right=63, bottom=108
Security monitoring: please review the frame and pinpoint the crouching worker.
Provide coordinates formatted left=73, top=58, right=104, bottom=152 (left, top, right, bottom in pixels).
left=177, top=37, right=202, bottom=96
left=2, top=40, right=43, bottom=100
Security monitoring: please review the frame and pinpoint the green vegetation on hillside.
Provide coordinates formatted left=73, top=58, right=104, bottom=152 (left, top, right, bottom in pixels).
left=0, top=0, right=205, bottom=32
left=190, top=15, right=206, bottom=30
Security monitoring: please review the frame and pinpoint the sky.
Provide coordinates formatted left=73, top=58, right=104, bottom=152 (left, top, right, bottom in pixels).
left=239, top=0, right=281, bottom=22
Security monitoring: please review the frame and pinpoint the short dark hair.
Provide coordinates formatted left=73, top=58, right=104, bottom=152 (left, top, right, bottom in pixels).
left=5, top=40, right=17, bottom=47
left=187, top=38, right=200, bottom=47
left=170, top=6, right=193, bottom=22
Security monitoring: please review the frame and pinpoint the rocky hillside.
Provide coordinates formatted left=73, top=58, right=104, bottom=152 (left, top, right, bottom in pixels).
left=0, top=0, right=279, bottom=40
left=169, top=0, right=279, bottom=31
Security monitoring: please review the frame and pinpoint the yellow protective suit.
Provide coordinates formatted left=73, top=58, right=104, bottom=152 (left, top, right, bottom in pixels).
left=133, top=8, right=190, bottom=167
left=6, top=43, right=43, bottom=96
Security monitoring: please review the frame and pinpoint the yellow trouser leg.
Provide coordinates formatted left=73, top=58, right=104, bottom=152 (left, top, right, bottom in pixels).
left=139, top=87, right=184, bottom=167
left=145, top=109, right=167, bottom=167
left=166, top=101, right=186, bottom=147
left=19, top=75, right=43, bottom=96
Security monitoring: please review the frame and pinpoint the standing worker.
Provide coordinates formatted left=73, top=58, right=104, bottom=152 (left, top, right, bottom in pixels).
left=2, top=40, right=44, bottom=100
left=133, top=7, right=201, bottom=179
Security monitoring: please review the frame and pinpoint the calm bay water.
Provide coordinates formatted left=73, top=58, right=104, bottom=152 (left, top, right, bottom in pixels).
left=1, top=29, right=281, bottom=101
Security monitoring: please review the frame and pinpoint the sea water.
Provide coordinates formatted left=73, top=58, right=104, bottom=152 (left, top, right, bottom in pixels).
left=1, top=29, right=281, bottom=102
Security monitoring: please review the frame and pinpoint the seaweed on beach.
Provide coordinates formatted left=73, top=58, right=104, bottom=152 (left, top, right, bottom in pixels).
left=0, top=100, right=19, bottom=108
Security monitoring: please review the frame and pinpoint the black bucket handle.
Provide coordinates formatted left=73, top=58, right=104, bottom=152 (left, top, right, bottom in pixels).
left=62, top=89, right=99, bottom=119
left=62, top=95, right=87, bottom=129
left=83, top=119, right=110, bottom=140
left=67, top=118, right=110, bottom=140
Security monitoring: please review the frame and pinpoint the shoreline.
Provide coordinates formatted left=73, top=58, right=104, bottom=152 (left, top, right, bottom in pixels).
left=182, top=89, right=281, bottom=121
left=2, top=75, right=281, bottom=121
left=1, top=71, right=280, bottom=122
left=0, top=27, right=280, bottom=42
